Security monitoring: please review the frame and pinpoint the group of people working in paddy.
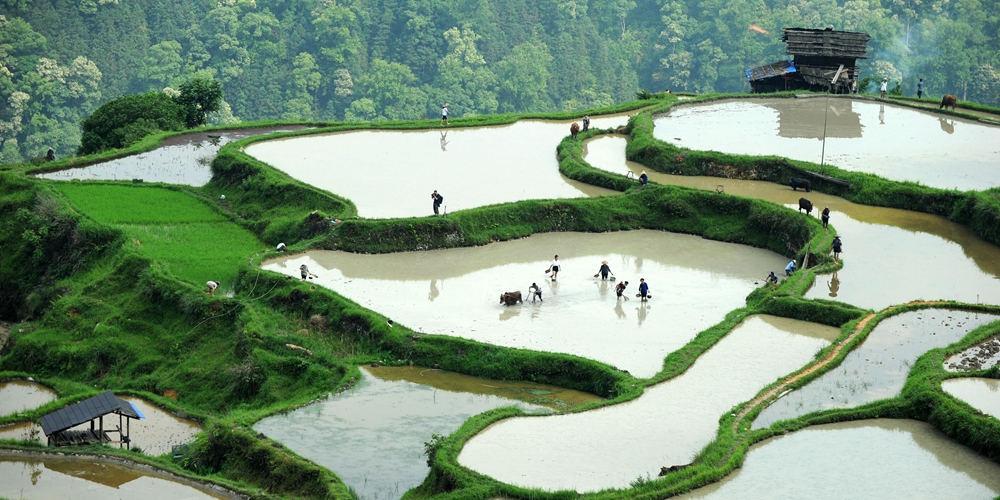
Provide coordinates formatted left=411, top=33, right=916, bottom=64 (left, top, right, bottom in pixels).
left=525, top=255, right=650, bottom=303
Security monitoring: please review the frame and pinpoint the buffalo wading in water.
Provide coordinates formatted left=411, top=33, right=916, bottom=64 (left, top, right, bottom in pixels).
left=570, top=122, right=580, bottom=139
left=500, top=291, right=523, bottom=306
left=940, top=94, right=958, bottom=110
left=789, top=177, right=812, bottom=192
left=799, top=198, right=813, bottom=215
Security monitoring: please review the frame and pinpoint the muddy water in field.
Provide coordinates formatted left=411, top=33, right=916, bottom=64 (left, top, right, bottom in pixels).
left=942, top=378, right=1000, bottom=419
left=255, top=365, right=592, bottom=500
left=674, top=419, right=1000, bottom=500
left=0, top=455, right=231, bottom=499
left=35, top=127, right=309, bottom=186
left=754, top=309, right=1000, bottom=429
left=946, top=337, right=1000, bottom=372
left=246, top=115, right=630, bottom=218
left=457, top=315, right=838, bottom=492
left=651, top=98, right=1000, bottom=190
left=262, top=230, right=787, bottom=378
left=583, top=136, right=1000, bottom=310
left=0, top=380, right=57, bottom=417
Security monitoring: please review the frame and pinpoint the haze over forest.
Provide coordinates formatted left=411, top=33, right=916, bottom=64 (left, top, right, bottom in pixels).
left=1, top=0, right=999, bottom=162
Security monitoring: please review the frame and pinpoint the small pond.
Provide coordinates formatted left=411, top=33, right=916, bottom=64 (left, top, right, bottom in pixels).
left=0, top=455, right=232, bottom=499
left=255, top=365, right=598, bottom=500
left=246, top=115, right=630, bottom=218
left=457, top=315, right=838, bottom=492
left=942, top=378, right=1000, bottom=420
left=674, top=419, right=1000, bottom=500
left=262, top=230, right=787, bottom=378
left=754, top=309, right=999, bottom=429
left=0, top=380, right=57, bottom=417
left=583, top=135, right=1000, bottom=310
left=35, top=127, right=308, bottom=186
left=651, top=98, right=1000, bottom=191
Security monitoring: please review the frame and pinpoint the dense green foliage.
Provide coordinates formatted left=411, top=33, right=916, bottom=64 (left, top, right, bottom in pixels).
left=77, top=91, right=187, bottom=155
left=4, top=0, right=1000, bottom=162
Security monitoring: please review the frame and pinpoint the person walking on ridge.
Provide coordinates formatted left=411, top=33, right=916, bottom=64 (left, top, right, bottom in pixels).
left=821, top=207, right=830, bottom=230
left=431, top=190, right=444, bottom=215
left=441, top=103, right=450, bottom=126
left=582, top=115, right=591, bottom=132
left=917, top=78, right=924, bottom=99
left=832, top=236, right=843, bottom=264
left=880, top=78, right=888, bottom=99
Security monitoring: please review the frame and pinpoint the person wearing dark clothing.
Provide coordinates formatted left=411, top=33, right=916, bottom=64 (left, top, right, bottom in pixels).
left=529, top=282, right=543, bottom=302
left=832, top=236, right=843, bottom=264
left=638, top=278, right=649, bottom=301
left=639, top=171, right=648, bottom=186
left=45, top=148, right=55, bottom=161
left=766, top=271, right=779, bottom=287
left=917, top=79, right=924, bottom=99
left=597, top=260, right=613, bottom=281
left=615, top=280, right=629, bottom=301
left=821, top=207, right=830, bottom=230
left=582, top=115, right=591, bottom=132
left=431, top=190, right=444, bottom=215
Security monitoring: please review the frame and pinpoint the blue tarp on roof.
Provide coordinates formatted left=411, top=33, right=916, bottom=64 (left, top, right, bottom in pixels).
left=745, top=60, right=797, bottom=82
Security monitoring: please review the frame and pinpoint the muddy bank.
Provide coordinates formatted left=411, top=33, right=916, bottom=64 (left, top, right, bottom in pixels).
left=254, top=365, right=581, bottom=500
left=584, top=135, right=1000, bottom=310
left=0, top=380, right=57, bottom=417
left=262, top=230, right=787, bottom=378
left=754, top=309, right=999, bottom=429
left=675, top=419, right=1000, bottom=499
left=246, top=115, right=629, bottom=218
left=651, top=98, right=1000, bottom=191
left=946, top=336, right=1000, bottom=372
left=456, top=315, right=837, bottom=492
left=942, top=378, right=1000, bottom=420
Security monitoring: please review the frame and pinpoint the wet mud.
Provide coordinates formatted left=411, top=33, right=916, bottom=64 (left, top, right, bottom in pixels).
left=0, top=380, right=57, bottom=417
left=675, top=419, right=1000, bottom=499
left=35, top=127, right=309, bottom=186
left=651, top=98, right=1000, bottom=191
left=942, top=378, right=1000, bottom=420
left=262, top=230, right=787, bottom=378
left=946, top=336, right=1000, bottom=372
left=246, top=115, right=629, bottom=218
left=456, top=315, right=838, bottom=492
left=254, top=365, right=571, bottom=500
left=754, top=309, right=999, bottom=429
left=584, top=135, right=1000, bottom=310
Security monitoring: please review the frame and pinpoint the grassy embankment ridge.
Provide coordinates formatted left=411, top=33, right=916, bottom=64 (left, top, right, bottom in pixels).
left=1, top=92, right=999, bottom=499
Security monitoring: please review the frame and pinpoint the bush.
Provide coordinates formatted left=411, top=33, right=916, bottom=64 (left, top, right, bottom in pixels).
left=78, top=92, right=186, bottom=155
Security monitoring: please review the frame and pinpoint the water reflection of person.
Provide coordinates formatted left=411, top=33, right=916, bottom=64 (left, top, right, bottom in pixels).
left=878, top=105, right=885, bottom=125
left=635, top=303, right=650, bottom=326
left=939, top=117, right=955, bottom=134
left=428, top=279, right=440, bottom=301
left=440, top=130, right=450, bottom=151
left=614, top=299, right=626, bottom=319
left=827, top=272, right=840, bottom=298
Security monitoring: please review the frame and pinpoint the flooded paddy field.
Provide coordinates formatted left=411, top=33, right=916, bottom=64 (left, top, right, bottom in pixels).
left=246, top=115, right=630, bottom=218
left=754, top=309, right=999, bottom=429
left=262, top=230, right=787, bottom=378
left=35, top=127, right=309, bottom=186
left=0, top=380, right=57, bottom=417
left=946, top=336, right=1000, bottom=372
left=675, top=419, right=1000, bottom=500
left=255, top=365, right=597, bottom=500
left=584, top=136, right=1000, bottom=310
left=942, top=378, right=1000, bottom=420
left=0, top=454, right=232, bottom=499
left=457, top=315, right=838, bottom=492
left=651, top=98, right=1000, bottom=191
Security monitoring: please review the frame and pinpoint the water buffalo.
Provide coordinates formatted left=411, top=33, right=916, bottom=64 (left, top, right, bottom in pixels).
left=570, top=122, right=581, bottom=139
left=789, top=177, right=812, bottom=192
left=799, top=198, right=813, bottom=215
left=940, top=94, right=957, bottom=110
left=500, top=291, right=523, bottom=306
left=659, top=464, right=691, bottom=476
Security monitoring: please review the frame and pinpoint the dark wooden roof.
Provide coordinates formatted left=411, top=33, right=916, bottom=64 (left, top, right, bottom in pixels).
left=783, top=28, right=870, bottom=59
left=746, top=60, right=797, bottom=82
left=40, top=391, right=141, bottom=436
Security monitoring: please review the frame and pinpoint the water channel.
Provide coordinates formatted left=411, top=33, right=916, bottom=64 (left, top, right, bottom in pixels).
left=674, top=419, right=1000, bottom=500
left=262, top=230, right=787, bottom=378
left=457, top=315, right=838, bottom=492
left=583, top=135, right=1000, bottom=310
left=942, top=378, right=1000, bottom=420
left=246, top=115, right=631, bottom=218
left=650, top=97, right=1000, bottom=191
left=753, top=309, right=999, bottom=429
left=255, top=365, right=599, bottom=500
left=0, top=380, right=57, bottom=417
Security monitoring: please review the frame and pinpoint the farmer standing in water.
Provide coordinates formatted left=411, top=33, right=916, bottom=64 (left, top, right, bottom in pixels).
left=547, top=255, right=561, bottom=281
left=597, top=260, right=613, bottom=281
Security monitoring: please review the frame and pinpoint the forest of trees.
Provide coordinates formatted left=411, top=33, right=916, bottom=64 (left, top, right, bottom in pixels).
left=2, top=0, right=999, bottom=162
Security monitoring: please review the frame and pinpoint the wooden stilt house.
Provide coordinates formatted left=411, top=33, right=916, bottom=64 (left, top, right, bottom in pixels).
left=40, top=391, right=144, bottom=449
left=747, top=28, right=870, bottom=93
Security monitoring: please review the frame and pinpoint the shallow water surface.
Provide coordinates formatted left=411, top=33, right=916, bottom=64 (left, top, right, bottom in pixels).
left=254, top=365, right=585, bottom=500
left=0, top=380, right=57, bottom=417
left=35, top=127, right=307, bottom=186
left=942, top=378, right=1000, bottom=419
left=0, top=456, right=229, bottom=499
left=754, top=309, right=999, bottom=429
left=675, top=419, right=1000, bottom=500
left=262, top=230, right=787, bottom=378
left=946, top=336, right=1000, bottom=372
left=246, top=115, right=628, bottom=218
left=651, top=98, right=1000, bottom=190
left=584, top=135, right=1000, bottom=310
left=457, top=315, right=838, bottom=492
